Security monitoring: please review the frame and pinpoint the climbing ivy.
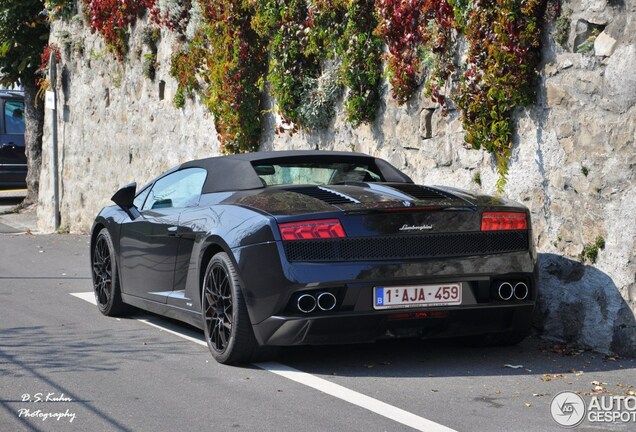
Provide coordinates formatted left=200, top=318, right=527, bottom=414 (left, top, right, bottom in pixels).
left=78, top=0, right=549, bottom=188
left=339, top=0, right=383, bottom=125
left=82, top=0, right=154, bottom=59
left=261, top=0, right=320, bottom=125
left=455, top=0, right=545, bottom=191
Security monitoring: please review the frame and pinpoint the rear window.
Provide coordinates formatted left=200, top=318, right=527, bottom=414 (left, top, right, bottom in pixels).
left=4, top=100, right=25, bottom=134
left=253, top=162, right=383, bottom=186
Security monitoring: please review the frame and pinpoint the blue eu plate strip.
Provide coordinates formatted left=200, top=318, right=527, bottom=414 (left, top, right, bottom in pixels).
left=375, top=287, right=384, bottom=306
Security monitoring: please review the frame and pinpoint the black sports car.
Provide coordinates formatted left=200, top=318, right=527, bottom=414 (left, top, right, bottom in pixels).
left=91, top=151, right=536, bottom=364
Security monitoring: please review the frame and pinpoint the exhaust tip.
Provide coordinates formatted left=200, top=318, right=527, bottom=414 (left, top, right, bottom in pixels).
left=316, top=292, right=337, bottom=311
left=497, top=282, right=514, bottom=301
left=514, top=282, right=529, bottom=300
left=297, top=294, right=316, bottom=313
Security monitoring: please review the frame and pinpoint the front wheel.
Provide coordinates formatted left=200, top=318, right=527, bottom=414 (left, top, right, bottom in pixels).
left=92, top=228, right=128, bottom=316
left=202, top=252, right=260, bottom=364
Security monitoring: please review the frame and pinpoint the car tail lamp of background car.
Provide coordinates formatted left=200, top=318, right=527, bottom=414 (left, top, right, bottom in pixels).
left=279, top=219, right=346, bottom=240
left=481, top=212, right=527, bottom=231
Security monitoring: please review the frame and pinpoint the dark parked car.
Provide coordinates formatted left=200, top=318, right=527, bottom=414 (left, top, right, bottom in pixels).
left=0, top=89, right=27, bottom=190
left=91, top=151, right=537, bottom=364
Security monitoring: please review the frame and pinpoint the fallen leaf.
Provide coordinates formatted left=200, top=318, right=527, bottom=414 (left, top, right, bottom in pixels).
left=532, top=393, right=545, bottom=397
left=569, top=370, right=584, bottom=376
left=626, top=390, right=636, bottom=396
left=541, top=374, right=564, bottom=382
left=524, top=403, right=532, bottom=408
left=431, top=389, right=439, bottom=393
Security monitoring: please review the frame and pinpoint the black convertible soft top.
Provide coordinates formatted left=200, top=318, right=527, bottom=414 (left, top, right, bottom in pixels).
left=179, top=151, right=413, bottom=193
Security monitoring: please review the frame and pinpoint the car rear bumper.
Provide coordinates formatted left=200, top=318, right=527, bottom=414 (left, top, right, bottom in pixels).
left=252, top=303, right=534, bottom=346
left=232, top=241, right=537, bottom=346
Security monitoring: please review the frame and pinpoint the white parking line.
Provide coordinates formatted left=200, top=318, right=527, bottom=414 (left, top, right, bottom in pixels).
left=71, top=291, right=99, bottom=305
left=71, top=292, right=456, bottom=432
left=71, top=292, right=98, bottom=304
left=257, top=362, right=456, bottom=432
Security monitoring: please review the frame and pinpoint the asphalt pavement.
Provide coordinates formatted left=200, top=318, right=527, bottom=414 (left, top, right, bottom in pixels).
left=1, top=231, right=635, bottom=432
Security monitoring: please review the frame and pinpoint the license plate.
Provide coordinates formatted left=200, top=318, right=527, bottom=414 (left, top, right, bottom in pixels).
left=373, top=283, right=462, bottom=309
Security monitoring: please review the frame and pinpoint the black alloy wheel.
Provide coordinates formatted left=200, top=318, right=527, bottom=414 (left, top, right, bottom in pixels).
left=202, top=252, right=259, bottom=364
left=92, top=228, right=127, bottom=316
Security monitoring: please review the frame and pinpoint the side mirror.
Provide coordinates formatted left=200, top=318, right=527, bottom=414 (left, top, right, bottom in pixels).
left=111, top=182, right=140, bottom=220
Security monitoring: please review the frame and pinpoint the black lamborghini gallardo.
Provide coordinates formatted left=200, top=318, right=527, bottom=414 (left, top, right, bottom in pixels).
left=91, top=151, right=536, bottom=364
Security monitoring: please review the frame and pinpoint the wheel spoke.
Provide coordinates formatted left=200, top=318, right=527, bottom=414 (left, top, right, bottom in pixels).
left=218, top=322, right=228, bottom=347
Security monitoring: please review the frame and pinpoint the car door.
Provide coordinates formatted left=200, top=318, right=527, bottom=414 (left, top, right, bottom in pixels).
left=118, top=168, right=207, bottom=302
left=0, top=98, right=27, bottom=189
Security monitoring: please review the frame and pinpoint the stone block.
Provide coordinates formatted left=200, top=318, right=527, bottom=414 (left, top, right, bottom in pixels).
left=603, top=44, right=636, bottom=113
left=594, top=30, right=617, bottom=57
left=546, top=83, right=571, bottom=107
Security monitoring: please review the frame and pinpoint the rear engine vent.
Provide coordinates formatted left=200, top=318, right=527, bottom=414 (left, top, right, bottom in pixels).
left=388, top=184, right=453, bottom=200
left=290, top=186, right=359, bottom=205
left=283, top=231, right=529, bottom=262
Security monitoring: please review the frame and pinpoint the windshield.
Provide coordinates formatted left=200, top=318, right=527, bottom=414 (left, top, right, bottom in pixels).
left=253, top=162, right=383, bottom=186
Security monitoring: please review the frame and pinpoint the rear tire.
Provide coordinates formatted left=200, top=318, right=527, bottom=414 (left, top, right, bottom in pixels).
left=92, top=228, right=128, bottom=316
left=201, top=252, right=262, bottom=364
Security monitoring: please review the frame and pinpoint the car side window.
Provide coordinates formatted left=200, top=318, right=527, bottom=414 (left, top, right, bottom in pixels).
left=142, top=168, right=207, bottom=211
left=4, top=100, right=25, bottom=134
left=133, top=185, right=151, bottom=210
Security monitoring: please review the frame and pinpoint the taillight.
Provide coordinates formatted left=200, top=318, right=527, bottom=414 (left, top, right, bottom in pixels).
left=279, top=219, right=346, bottom=240
left=481, top=212, right=527, bottom=231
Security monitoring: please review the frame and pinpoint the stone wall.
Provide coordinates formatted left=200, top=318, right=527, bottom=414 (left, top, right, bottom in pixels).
left=39, top=0, right=636, bottom=356
left=38, top=24, right=220, bottom=231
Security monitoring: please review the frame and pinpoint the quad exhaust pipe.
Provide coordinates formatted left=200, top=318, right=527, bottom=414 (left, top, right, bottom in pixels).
left=317, top=292, right=337, bottom=311
left=497, top=282, right=514, bottom=301
left=496, top=282, right=529, bottom=301
left=297, top=292, right=337, bottom=313
left=513, top=282, right=529, bottom=300
left=297, top=294, right=317, bottom=313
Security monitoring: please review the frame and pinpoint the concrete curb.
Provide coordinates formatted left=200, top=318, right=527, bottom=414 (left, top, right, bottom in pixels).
left=0, top=191, right=38, bottom=234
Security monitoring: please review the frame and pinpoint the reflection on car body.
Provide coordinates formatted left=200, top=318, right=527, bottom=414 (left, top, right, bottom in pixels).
left=91, top=151, right=537, bottom=364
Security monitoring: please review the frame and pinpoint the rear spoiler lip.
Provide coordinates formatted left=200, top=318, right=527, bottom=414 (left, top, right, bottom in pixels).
left=343, top=205, right=477, bottom=215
